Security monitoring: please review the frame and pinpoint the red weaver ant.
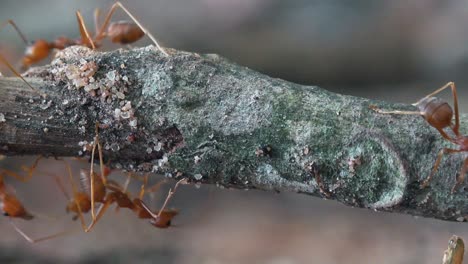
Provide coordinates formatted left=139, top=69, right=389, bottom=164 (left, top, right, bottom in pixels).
left=0, top=2, right=168, bottom=93
left=53, top=123, right=186, bottom=233
left=54, top=162, right=185, bottom=232
left=1, top=2, right=167, bottom=68
left=84, top=176, right=185, bottom=231
left=371, top=82, right=468, bottom=192
left=0, top=173, right=79, bottom=243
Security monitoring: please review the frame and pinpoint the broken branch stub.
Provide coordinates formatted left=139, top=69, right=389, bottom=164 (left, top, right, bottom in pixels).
left=0, top=45, right=466, bottom=222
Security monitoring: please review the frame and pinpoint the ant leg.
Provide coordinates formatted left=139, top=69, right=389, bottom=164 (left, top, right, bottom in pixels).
left=89, top=123, right=107, bottom=184
left=370, top=105, right=422, bottom=116
left=412, top=82, right=455, bottom=105
left=452, top=157, right=468, bottom=193
left=145, top=179, right=167, bottom=197
left=0, top=20, right=43, bottom=95
left=0, top=54, right=41, bottom=94
left=51, top=174, right=71, bottom=201
left=62, top=160, right=88, bottom=231
left=421, top=148, right=462, bottom=188
left=0, top=20, right=29, bottom=44
left=76, top=11, right=96, bottom=49
left=89, top=134, right=97, bottom=220
left=137, top=174, right=147, bottom=200
left=1, top=156, right=43, bottom=182
left=412, top=82, right=459, bottom=134
left=95, top=124, right=106, bottom=184
left=95, top=1, right=168, bottom=56
left=85, top=198, right=114, bottom=232
left=93, top=8, right=101, bottom=36
left=137, top=178, right=187, bottom=220
left=156, top=178, right=187, bottom=219
left=134, top=174, right=167, bottom=205
left=56, top=163, right=106, bottom=234
left=9, top=219, right=80, bottom=243
left=138, top=199, right=179, bottom=228
left=113, top=173, right=133, bottom=213
left=435, top=127, right=457, bottom=144
left=88, top=123, right=106, bottom=220
left=123, top=173, right=133, bottom=193
left=134, top=174, right=169, bottom=200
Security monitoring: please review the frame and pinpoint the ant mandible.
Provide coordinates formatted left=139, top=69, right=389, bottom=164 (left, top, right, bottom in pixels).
left=371, top=82, right=468, bottom=192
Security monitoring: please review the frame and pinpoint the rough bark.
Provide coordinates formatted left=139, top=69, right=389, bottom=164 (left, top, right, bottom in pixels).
left=0, top=45, right=466, bottom=222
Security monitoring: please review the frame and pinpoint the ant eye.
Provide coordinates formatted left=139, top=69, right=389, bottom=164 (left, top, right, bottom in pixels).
left=3, top=212, right=9, bottom=217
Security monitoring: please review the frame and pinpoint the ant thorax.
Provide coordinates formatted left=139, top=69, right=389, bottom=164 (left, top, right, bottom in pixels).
left=416, top=96, right=453, bottom=129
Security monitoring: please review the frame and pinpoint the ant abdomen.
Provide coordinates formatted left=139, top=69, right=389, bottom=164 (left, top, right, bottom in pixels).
left=2, top=194, right=33, bottom=220
left=107, top=21, right=144, bottom=44
left=417, top=97, right=453, bottom=129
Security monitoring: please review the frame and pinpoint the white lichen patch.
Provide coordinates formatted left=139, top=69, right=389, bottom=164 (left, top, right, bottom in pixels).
left=0, top=113, right=5, bottom=123
left=153, top=142, right=162, bottom=151
left=52, top=47, right=132, bottom=104
left=50, top=46, right=140, bottom=144
left=151, top=154, right=170, bottom=173
left=117, top=101, right=138, bottom=129
left=194, top=173, right=203, bottom=180
left=53, top=46, right=95, bottom=61
left=254, top=163, right=315, bottom=193
left=78, top=140, right=92, bottom=152
left=348, top=156, right=362, bottom=174
left=62, top=59, right=97, bottom=90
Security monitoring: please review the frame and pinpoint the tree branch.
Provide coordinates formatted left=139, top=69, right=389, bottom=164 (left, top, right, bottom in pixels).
left=0, top=46, right=465, bottom=222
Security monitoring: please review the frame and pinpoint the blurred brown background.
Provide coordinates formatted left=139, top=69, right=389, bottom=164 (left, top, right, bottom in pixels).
left=1, top=1, right=468, bottom=263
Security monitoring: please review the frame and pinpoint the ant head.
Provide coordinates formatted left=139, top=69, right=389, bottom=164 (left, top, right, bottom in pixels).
left=415, top=97, right=453, bottom=130
left=1, top=195, right=33, bottom=220
left=107, top=21, right=144, bottom=44
left=22, top=39, right=51, bottom=68
left=150, top=218, right=172, bottom=228
left=0, top=200, right=6, bottom=215
left=150, top=209, right=179, bottom=228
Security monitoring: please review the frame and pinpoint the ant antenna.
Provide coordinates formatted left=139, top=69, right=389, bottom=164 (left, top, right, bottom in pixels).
left=0, top=20, right=29, bottom=44
left=9, top=219, right=80, bottom=243
left=0, top=54, right=42, bottom=94
left=94, top=8, right=101, bottom=35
